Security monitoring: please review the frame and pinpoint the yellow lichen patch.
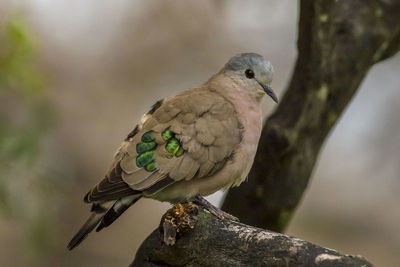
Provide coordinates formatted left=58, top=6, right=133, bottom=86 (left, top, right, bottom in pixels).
left=373, top=41, right=389, bottom=62
left=288, top=130, right=299, bottom=146
left=317, top=83, right=328, bottom=102
left=319, top=14, right=329, bottom=23
left=277, top=208, right=294, bottom=230
left=328, top=112, right=338, bottom=126
left=375, top=8, right=383, bottom=18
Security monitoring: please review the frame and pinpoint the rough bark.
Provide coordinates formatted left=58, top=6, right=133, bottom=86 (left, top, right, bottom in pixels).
left=222, top=0, right=400, bottom=232
left=132, top=205, right=372, bottom=267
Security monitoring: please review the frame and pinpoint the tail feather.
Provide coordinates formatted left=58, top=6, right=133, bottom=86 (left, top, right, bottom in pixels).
left=68, top=195, right=142, bottom=250
left=96, top=195, right=141, bottom=232
left=67, top=211, right=105, bottom=250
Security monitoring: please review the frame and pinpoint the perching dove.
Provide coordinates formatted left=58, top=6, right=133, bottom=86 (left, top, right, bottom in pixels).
left=67, top=52, right=277, bottom=250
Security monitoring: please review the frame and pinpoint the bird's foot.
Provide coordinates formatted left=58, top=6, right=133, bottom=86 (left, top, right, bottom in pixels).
left=161, top=197, right=237, bottom=245
left=192, top=195, right=239, bottom=222
left=161, top=202, right=198, bottom=246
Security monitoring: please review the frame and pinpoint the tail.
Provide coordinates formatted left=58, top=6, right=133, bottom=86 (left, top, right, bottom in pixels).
left=67, top=195, right=142, bottom=250
left=96, top=195, right=141, bottom=232
left=67, top=203, right=108, bottom=250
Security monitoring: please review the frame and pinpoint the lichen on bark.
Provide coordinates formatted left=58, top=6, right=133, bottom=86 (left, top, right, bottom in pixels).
left=132, top=205, right=373, bottom=267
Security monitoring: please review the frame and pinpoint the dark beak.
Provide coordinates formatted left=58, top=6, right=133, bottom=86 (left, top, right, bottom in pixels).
left=258, top=81, right=278, bottom=103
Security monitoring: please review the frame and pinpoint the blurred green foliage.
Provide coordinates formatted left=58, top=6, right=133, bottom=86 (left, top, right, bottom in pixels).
left=0, top=14, right=58, bottom=256
left=0, top=15, right=44, bottom=94
left=0, top=14, right=47, bottom=212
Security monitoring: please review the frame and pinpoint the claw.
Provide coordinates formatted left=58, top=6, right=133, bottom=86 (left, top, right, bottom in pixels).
left=192, top=195, right=239, bottom=222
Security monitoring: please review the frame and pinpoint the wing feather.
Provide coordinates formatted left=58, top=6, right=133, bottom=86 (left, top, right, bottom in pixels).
left=85, top=88, right=242, bottom=203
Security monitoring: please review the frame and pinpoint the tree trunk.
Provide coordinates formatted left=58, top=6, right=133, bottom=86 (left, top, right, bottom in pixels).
left=222, top=0, right=400, bottom=232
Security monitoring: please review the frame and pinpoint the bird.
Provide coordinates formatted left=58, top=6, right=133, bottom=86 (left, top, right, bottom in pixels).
left=67, top=52, right=278, bottom=250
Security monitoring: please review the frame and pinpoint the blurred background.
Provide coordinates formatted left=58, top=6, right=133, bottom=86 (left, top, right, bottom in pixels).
left=0, top=1, right=399, bottom=266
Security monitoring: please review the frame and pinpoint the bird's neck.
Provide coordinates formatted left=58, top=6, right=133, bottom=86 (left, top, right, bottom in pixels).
left=204, top=71, right=263, bottom=142
left=205, top=70, right=263, bottom=107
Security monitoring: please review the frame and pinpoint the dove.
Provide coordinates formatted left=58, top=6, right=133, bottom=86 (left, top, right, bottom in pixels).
left=67, top=52, right=277, bottom=250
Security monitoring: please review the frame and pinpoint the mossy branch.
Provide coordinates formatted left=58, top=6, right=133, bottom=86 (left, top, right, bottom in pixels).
left=132, top=204, right=372, bottom=267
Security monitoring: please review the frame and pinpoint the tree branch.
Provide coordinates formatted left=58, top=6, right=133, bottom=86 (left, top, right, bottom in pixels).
left=132, top=204, right=372, bottom=267
left=222, top=0, right=400, bottom=232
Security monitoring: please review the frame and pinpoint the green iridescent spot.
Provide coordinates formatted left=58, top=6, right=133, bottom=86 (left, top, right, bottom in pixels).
left=136, top=141, right=156, bottom=154
left=141, top=131, right=154, bottom=142
left=175, top=147, right=184, bottom=157
left=136, top=151, right=154, bottom=167
left=144, top=161, right=157, bottom=172
left=162, top=128, right=174, bottom=141
left=165, top=138, right=180, bottom=155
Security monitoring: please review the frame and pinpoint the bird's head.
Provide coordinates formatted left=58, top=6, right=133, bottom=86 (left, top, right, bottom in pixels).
left=224, top=53, right=278, bottom=103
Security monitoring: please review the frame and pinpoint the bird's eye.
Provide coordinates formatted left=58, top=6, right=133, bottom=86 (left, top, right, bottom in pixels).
left=245, top=69, right=255, bottom=79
